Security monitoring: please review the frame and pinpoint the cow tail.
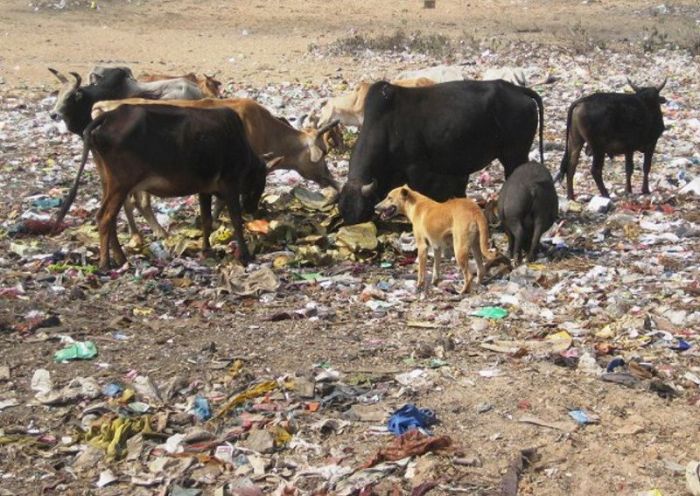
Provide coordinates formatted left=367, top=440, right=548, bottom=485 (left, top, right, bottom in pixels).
left=52, top=114, right=105, bottom=233
left=516, top=86, right=545, bottom=165
left=555, top=98, right=579, bottom=183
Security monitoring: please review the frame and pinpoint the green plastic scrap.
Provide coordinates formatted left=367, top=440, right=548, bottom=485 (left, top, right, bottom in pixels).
left=471, top=306, right=509, bottom=320
left=47, top=263, right=97, bottom=274
left=54, top=341, right=98, bottom=362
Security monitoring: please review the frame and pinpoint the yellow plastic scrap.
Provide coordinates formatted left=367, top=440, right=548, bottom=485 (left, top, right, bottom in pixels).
left=271, top=425, right=292, bottom=446
left=228, top=359, right=244, bottom=378
left=526, top=263, right=546, bottom=271
left=119, top=388, right=136, bottom=404
left=0, top=435, right=37, bottom=446
left=546, top=330, right=573, bottom=353
left=214, top=380, right=278, bottom=419
left=210, top=226, right=234, bottom=246
left=85, top=415, right=152, bottom=460
left=133, top=307, right=153, bottom=317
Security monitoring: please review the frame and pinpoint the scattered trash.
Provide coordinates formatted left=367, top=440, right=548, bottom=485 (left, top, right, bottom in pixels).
left=53, top=341, right=98, bottom=362
left=499, top=448, right=538, bottom=496
left=387, top=404, right=437, bottom=435
left=568, top=409, right=600, bottom=425
left=0, top=30, right=699, bottom=496
left=193, top=395, right=212, bottom=421
left=518, top=414, right=577, bottom=432
left=363, top=430, right=452, bottom=468
left=687, top=461, right=700, bottom=496
left=471, top=306, right=509, bottom=320
left=587, top=196, right=613, bottom=213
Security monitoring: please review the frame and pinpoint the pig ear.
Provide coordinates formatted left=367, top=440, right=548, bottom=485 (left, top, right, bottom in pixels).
left=309, top=144, right=323, bottom=163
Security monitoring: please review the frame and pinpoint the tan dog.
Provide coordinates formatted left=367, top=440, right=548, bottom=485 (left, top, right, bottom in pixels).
left=375, top=185, right=499, bottom=293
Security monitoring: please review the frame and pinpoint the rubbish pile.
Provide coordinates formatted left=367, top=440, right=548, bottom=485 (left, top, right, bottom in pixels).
left=1, top=41, right=699, bottom=495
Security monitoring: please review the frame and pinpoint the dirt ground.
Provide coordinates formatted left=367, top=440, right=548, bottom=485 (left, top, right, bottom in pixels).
left=1, top=1, right=700, bottom=495
left=2, top=0, right=699, bottom=86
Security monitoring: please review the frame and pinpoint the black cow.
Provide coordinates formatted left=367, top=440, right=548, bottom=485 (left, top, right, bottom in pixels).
left=48, top=67, right=145, bottom=135
left=557, top=78, right=667, bottom=200
left=52, top=105, right=267, bottom=270
left=338, top=80, right=545, bottom=224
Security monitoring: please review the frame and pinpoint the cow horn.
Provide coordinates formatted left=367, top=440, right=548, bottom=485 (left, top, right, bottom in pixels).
left=656, top=77, right=667, bottom=92
left=293, top=114, right=307, bottom=130
left=48, top=68, right=68, bottom=84
left=360, top=179, right=377, bottom=197
left=69, top=71, right=82, bottom=89
left=626, top=77, right=641, bottom=92
left=316, top=119, right=340, bottom=137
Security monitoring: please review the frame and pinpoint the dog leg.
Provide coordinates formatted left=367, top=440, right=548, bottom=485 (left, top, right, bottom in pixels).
left=456, top=232, right=475, bottom=294
left=416, top=238, right=428, bottom=293
left=471, top=235, right=486, bottom=285
left=432, top=247, right=442, bottom=286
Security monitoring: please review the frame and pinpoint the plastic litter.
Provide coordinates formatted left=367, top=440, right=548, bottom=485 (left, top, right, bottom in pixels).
left=387, top=404, right=437, bottom=435
left=687, top=461, right=700, bottom=496
left=568, top=409, right=600, bottom=425
left=53, top=341, right=98, bottom=362
left=194, top=395, right=212, bottom=421
left=471, top=306, right=508, bottom=320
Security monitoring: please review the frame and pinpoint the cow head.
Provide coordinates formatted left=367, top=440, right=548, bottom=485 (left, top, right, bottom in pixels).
left=89, top=65, right=135, bottom=85
left=48, top=68, right=83, bottom=123
left=627, top=77, right=668, bottom=104
left=242, top=155, right=278, bottom=214
left=203, top=74, right=222, bottom=98
left=339, top=178, right=379, bottom=225
left=306, top=119, right=340, bottom=160
left=628, top=77, right=667, bottom=135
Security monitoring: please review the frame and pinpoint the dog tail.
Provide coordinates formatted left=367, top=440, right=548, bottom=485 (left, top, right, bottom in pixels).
left=476, top=211, right=498, bottom=261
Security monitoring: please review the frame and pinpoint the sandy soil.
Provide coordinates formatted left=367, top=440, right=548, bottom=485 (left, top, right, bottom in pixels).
left=1, top=0, right=699, bottom=86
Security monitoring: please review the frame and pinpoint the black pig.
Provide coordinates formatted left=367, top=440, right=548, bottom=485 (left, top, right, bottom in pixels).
left=497, top=161, right=558, bottom=263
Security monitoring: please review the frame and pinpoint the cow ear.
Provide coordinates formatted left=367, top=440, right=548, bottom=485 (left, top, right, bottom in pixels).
left=309, top=144, right=323, bottom=163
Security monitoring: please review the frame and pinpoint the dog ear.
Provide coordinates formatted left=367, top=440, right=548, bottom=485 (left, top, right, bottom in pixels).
left=400, top=187, right=413, bottom=202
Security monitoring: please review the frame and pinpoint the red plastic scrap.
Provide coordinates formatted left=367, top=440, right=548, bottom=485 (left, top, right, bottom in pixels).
left=619, top=199, right=674, bottom=214
left=411, top=481, right=439, bottom=496
left=363, top=430, right=452, bottom=468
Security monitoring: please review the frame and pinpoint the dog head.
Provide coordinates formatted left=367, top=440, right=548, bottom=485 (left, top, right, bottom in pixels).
left=374, top=185, right=413, bottom=220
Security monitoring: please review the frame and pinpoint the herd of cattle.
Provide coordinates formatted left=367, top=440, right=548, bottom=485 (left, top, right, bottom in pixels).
left=45, top=65, right=668, bottom=286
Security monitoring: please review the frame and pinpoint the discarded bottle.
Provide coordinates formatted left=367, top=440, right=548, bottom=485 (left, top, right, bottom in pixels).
left=194, top=395, right=212, bottom=421
left=53, top=341, right=98, bottom=362
left=149, top=241, right=168, bottom=262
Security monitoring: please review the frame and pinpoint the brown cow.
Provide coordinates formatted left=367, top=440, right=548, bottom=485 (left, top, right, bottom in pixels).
left=53, top=104, right=268, bottom=269
left=91, top=97, right=340, bottom=240
left=139, top=72, right=222, bottom=98
left=315, top=77, right=436, bottom=128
